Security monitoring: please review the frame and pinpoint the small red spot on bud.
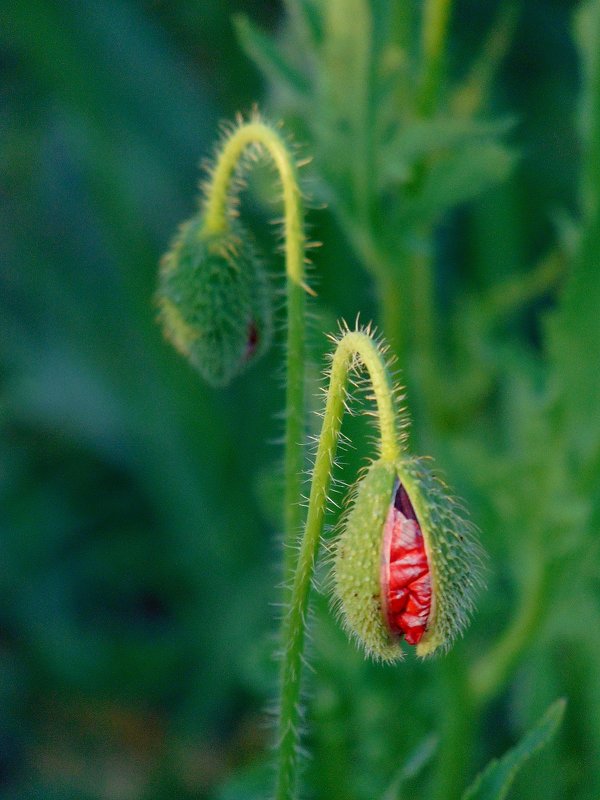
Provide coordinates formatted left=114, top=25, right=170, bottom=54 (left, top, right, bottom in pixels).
left=245, top=320, right=259, bottom=360
left=381, top=481, right=432, bottom=645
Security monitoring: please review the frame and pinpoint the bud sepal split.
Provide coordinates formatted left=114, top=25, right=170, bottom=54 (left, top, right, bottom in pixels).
left=333, top=455, right=483, bottom=662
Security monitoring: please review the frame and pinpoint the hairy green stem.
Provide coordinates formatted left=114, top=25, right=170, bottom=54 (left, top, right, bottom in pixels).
left=275, top=330, right=401, bottom=800
left=202, top=119, right=308, bottom=585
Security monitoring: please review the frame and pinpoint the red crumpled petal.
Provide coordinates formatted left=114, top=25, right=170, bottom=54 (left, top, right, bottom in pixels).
left=381, top=481, right=432, bottom=645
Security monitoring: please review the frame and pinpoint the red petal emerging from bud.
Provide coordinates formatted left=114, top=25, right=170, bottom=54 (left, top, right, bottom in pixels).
left=244, top=319, right=259, bottom=360
left=381, top=481, right=432, bottom=645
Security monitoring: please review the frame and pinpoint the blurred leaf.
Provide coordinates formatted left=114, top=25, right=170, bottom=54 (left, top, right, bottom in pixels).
left=381, top=733, right=439, bottom=800
left=462, top=699, right=566, bottom=800
left=234, top=14, right=310, bottom=97
left=398, top=732, right=438, bottom=781
left=410, top=141, right=516, bottom=221
left=284, top=0, right=323, bottom=42
left=215, top=760, right=273, bottom=800
left=451, top=4, right=518, bottom=118
left=320, top=0, right=373, bottom=211
left=573, top=0, right=599, bottom=142
left=380, top=117, right=514, bottom=183
left=546, top=0, right=600, bottom=484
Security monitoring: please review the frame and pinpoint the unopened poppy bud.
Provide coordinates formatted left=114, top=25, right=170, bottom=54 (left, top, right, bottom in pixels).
left=156, top=216, right=272, bottom=387
left=333, top=457, right=482, bottom=661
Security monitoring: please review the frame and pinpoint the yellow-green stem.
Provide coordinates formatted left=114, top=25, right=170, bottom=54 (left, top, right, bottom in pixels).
left=202, top=120, right=307, bottom=585
left=275, top=330, right=401, bottom=800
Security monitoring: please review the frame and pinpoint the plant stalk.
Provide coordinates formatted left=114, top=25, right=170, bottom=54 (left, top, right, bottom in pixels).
left=202, top=119, right=309, bottom=587
left=469, top=548, right=549, bottom=705
left=419, top=0, right=454, bottom=116
left=429, top=649, right=475, bottom=800
left=275, top=330, right=401, bottom=800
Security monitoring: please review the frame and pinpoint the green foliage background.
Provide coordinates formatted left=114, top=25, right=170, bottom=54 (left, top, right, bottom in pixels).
left=1, top=1, right=599, bottom=798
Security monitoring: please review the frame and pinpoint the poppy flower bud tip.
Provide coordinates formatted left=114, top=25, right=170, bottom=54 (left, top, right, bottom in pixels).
left=332, top=456, right=483, bottom=661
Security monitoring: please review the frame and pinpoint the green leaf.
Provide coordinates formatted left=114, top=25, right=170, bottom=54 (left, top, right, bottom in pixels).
left=381, top=117, right=514, bottom=180
left=322, top=0, right=372, bottom=112
left=321, top=0, right=373, bottom=208
left=573, top=0, right=599, bottom=142
left=546, top=1, right=600, bottom=484
left=406, top=141, right=516, bottom=222
left=234, top=14, right=310, bottom=96
left=451, top=4, right=518, bottom=118
left=215, top=760, right=273, bottom=800
left=282, top=0, right=323, bottom=47
left=462, top=699, right=566, bottom=800
left=381, top=734, right=439, bottom=800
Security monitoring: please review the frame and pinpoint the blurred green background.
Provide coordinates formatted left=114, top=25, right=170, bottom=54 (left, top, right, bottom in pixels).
left=2, top=1, right=599, bottom=799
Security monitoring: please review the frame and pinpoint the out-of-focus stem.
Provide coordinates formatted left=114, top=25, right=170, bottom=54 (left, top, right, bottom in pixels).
left=429, top=649, right=475, bottom=800
left=470, top=551, right=549, bottom=705
left=419, top=0, right=454, bottom=116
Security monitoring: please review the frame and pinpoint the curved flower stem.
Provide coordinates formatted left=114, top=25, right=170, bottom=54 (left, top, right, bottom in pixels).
left=202, top=119, right=309, bottom=586
left=275, top=330, right=401, bottom=800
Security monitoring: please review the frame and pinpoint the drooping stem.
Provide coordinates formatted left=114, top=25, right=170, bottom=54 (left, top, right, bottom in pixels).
left=275, top=329, right=401, bottom=800
left=202, top=119, right=309, bottom=586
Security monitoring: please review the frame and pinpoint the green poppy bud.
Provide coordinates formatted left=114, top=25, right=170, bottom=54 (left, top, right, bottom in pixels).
left=333, top=457, right=482, bottom=662
left=156, top=216, right=272, bottom=387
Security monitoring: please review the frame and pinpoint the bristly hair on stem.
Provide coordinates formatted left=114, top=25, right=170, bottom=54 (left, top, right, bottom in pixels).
left=274, top=320, right=476, bottom=799
left=275, top=321, right=406, bottom=800
left=156, top=109, right=317, bottom=595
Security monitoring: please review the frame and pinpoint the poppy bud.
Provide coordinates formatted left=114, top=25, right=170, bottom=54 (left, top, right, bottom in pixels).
left=333, top=457, right=482, bottom=661
left=156, top=216, right=272, bottom=387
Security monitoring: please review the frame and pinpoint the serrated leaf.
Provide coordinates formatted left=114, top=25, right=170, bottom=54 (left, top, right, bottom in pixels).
left=462, top=699, right=566, bottom=800
left=234, top=14, right=309, bottom=96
